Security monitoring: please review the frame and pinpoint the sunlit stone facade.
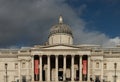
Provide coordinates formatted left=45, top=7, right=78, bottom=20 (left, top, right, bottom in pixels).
left=0, top=16, right=120, bottom=82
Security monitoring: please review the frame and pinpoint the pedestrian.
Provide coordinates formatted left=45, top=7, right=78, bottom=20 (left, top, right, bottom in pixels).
left=95, top=77, right=100, bottom=82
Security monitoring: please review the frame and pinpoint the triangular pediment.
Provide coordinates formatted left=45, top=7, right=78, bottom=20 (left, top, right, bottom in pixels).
left=42, top=44, right=79, bottom=50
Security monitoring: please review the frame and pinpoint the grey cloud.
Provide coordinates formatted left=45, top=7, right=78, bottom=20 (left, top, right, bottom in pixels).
left=0, top=0, right=118, bottom=48
left=0, top=0, right=68, bottom=47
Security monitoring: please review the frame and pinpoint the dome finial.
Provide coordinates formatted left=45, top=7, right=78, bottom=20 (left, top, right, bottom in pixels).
left=59, top=15, right=63, bottom=24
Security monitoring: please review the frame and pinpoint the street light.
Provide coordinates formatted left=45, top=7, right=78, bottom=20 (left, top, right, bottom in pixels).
left=114, top=63, right=117, bottom=82
left=5, top=63, right=7, bottom=82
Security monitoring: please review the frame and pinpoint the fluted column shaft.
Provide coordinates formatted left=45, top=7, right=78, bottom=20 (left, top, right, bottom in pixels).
left=71, top=55, right=74, bottom=81
left=55, top=55, right=58, bottom=81
left=79, top=56, right=82, bottom=81
left=87, top=56, right=90, bottom=82
left=63, top=55, right=66, bottom=80
left=40, top=56, right=42, bottom=81
left=47, top=55, right=50, bottom=81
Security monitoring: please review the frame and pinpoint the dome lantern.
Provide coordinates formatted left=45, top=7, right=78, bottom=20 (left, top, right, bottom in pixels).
left=59, top=15, right=63, bottom=24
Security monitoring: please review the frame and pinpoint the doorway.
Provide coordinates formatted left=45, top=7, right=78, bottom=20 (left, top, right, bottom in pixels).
left=22, top=76, right=26, bottom=82
left=58, top=71, right=63, bottom=81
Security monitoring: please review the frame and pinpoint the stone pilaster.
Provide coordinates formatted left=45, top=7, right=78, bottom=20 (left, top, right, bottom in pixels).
left=32, top=56, right=34, bottom=81
left=101, top=60, right=103, bottom=82
left=27, top=60, right=29, bottom=80
left=19, top=61, right=21, bottom=82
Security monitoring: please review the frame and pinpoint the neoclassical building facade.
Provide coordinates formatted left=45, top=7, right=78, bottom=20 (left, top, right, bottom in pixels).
left=0, top=16, right=120, bottom=82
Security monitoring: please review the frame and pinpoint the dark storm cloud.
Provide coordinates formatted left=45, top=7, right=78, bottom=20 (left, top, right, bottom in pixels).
left=0, top=0, right=119, bottom=48
left=0, top=0, right=80, bottom=47
left=0, top=0, right=59, bottom=47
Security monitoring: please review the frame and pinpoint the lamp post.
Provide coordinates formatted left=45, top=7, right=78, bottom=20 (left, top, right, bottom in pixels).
left=5, top=63, right=7, bottom=82
left=114, top=63, right=117, bottom=82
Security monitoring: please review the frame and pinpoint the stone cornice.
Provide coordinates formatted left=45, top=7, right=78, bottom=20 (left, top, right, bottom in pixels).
left=18, top=58, right=31, bottom=62
left=103, top=55, right=120, bottom=58
left=0, top=55, right=17, bottom=58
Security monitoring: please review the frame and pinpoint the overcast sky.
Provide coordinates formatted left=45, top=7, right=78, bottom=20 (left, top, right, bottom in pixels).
left=0, top=0, right=120, bottom=48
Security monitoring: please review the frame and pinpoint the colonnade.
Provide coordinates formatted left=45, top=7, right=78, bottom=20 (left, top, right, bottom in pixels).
left=32, top=55, right=90, bottom=82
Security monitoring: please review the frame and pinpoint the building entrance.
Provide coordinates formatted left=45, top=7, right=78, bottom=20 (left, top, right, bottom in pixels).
left=22, top=76, right=26, bottom=82
left=58, top=71, right=63, bottom=81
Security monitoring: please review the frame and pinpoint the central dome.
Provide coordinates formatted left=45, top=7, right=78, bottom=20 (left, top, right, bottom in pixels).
left=48, top=16, right=73, bottom=45
left=49, top=16, right=73, bottom=37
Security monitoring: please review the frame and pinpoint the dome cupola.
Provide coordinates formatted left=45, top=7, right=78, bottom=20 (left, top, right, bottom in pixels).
left=49, top=16, right=73, bottom=37
left=48, top=16, right=73, bottom=45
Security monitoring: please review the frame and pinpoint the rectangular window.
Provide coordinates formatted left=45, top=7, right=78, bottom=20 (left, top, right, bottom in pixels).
left=22, top=62, right=26, bottom=68
left=15, top=63, right=18, bottom=69
left=104, top=63, right=107, bottom=69
left=96, top=62, right=99, bottom=68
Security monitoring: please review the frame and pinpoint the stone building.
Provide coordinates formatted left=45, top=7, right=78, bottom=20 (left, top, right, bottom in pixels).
left=0, top=16, right=120, bottom=82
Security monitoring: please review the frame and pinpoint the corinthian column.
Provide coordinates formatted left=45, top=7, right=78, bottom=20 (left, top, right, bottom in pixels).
left=87, top=56, right=90, bottom=82
left=39, top=55, right=42, bottom=81
left=55, top=55, right=58, bottom=81
left=47, top=55, right=50, bottom=81
left=79, top=56, right=82, bottom=81
left=71, top=55, right=74, bottom=81
left=63, top=55, right=66, bottom=81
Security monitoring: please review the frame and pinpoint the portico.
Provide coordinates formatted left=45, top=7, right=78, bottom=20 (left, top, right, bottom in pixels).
left=32, top=51, right=90, bottom=82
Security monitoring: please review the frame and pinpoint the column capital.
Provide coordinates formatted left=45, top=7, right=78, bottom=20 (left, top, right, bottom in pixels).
left=71, top=55, right=75, bottom=57
left=55, top=55, right=59, bottom=57
left=39, top=55, right=42, bottom=57
left=63, top=55, right=67, bottom=57
left=79, top=55, right=83, bottom=57
left=47, top=55, right=50, bottom=57
left=87, top=55, right=91, bottom=57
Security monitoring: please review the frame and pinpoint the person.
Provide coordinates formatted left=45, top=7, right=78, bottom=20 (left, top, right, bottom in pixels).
left=95, top=77, right=100, bottom=82
left=90, top=77, right=93, bottom=82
